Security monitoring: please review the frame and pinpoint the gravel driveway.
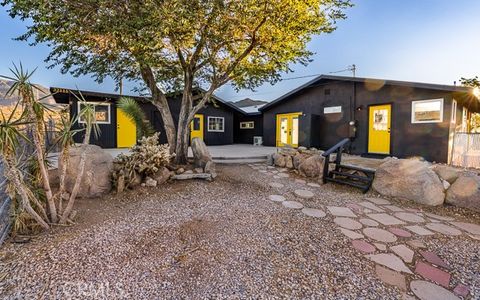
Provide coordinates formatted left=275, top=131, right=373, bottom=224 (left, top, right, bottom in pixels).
left=0, top=165, right=479, bottom=299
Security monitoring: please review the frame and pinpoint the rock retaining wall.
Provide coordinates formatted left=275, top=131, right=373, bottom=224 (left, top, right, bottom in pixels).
left=373, top=157, right=480, bottom=212
left=268, top=147, right=325, bottom=178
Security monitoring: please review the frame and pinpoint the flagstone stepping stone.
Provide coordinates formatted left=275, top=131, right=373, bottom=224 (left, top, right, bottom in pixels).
left=366, top=213, right=405, bottom=226
left=259, top=170, right=268, bottom=173
left=301, top=208, right=326, bottom=218
left=405, top=208, right=422, bottom=213
left=278, top=173, right=290, bottom=178
left=273, top=175, right=280, bottom=179
left=278, top=168, right=288, bottom=172
left=365, top=197, right=391, bottom=205
left=365, top=253, right=413, bottom=274
left=294, top=179, right=306, bottom=184
left=269, top=182, right=284, bottom=188
left=453, top=283, right=470, bottom=298
left=374, top=243, right=387, bottom=251
left=404, top=225, right=435, bottom=236
left=269, top=195, right=286, bottom=202
left=375, top=265, right=407, bottom=291
left=307, top=182, right=321, bottom=188
left=282, top=201, right=304, bottom=209
left=419, top=251, right=450, bottom=269
left=346, top=203, right=363, bottom=213
left=267, top=166, right=275, bottom=169
left=414, top=262, right=451, bottom=288
left=425, top=223, right=462, bottom=236
left=359, top=218, right=379, bottom=227
left=334, top=217, right=363, bottom=230
left=388, top=228, right=412, bottom=238
left=363, top=228, right=397, bottom=243
left=327, top=206, right=357, bottom=217
left=407, top=239, right=427, bottom=249
left=394, top=212, right=425, bottom=223
left=339, top=228, right=364, bottom=239
left=359, top=201, right=385, bottom=212
left=271, top=170, right=279, bottom=174
left=351, top=240, right=376, bottom=253
left=384, top=205, right=404, bottom=212
left=390, top=244, right=414, bottom=263
left=449, top=221, right=480, bottom=235
left=424, top=212, right=455, bottom=221
left=294, top=189, right=314, bottom=199
left=410, top=280, right=459, bottom=300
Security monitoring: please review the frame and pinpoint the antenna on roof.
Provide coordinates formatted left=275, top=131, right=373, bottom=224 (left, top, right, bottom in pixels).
left=329, top=64, right=356, bottom=77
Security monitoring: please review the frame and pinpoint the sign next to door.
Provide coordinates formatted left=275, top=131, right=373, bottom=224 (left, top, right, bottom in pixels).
left=324, top=106, right=342, bottom=114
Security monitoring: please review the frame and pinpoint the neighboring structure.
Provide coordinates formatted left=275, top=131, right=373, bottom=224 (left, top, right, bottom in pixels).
left=51, top=88, right=245, bottom=148
left=260, top=75, right=479, bottom=164
left=233, top=104, right=264, bottom=144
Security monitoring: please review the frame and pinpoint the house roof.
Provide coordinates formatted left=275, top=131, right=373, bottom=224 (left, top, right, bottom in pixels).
left=236, top=104, right=265, bottom=114
left=50, top=86, right=248, bottom=115
left=260, top=74, right=476, bottom=111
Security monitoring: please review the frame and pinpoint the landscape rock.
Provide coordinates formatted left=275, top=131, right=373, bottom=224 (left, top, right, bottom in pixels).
left=191, top=138, right=212, bottom=168
left=266, top=154, right=274, bottom=166
left=433, top=165, right=462, bottom=184
left=130, top=171, right=143, bottom=188
left=298, top=155, right=324, bottom=177
left=60, top=144, right=113, bottom=198
left=445, top=173, right=480, bottom=212
left=293, top=153, right=308, bottom=169
left=285, top=155, right=294, bottom=169
left=153, top=167, right=171, bottom=185
left=176, top=168, right=185, bottom=174
left=145, top=177, right=157, bottom=187
left=273, top=153, right=286, bottom=167
left=372, top=158, right=444, bottom=206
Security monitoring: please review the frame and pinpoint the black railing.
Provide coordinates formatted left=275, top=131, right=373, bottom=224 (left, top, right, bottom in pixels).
left=321, top=138, right=351, bottom=183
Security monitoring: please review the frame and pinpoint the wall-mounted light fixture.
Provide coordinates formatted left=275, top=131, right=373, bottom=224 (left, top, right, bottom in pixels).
left=355, top=105, right=364, bottom=111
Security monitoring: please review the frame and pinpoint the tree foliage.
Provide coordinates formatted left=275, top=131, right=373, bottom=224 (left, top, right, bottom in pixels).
left=4, top=0, right=352, bottom=162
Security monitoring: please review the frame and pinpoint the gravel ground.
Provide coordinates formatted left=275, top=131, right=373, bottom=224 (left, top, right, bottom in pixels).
left=1, top=164, right=479, bottom=299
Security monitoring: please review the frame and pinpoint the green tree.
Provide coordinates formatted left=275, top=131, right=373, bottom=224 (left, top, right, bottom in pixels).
left=4, top=0, right=351, bottom=163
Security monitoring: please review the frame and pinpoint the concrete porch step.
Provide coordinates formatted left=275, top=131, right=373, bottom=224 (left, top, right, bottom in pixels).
left=213, top=158, right=267, bottom=164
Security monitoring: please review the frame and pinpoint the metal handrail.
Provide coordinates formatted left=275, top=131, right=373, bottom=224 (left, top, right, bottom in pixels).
left=321, top=138, right=351, bottom=182
left=321, top=138, right=350, bottom=157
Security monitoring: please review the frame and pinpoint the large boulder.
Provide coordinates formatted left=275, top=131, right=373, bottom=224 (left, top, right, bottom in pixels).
left=273, top=153, right=286, bottom=167
left=433, top=165, right=462, bottom=184
left=60, top=144, right=113, bottom=198
left=153, top=167, right=172, bottom=185
left=285, top=155, right=294, bottom=169
left=445, top=173, right=480, bottom=212
left=372, top=158, right=444, bottom=206
left=298, top=155, right=324, bottom=177
left=191, top=138, right=212, bottom=169
left=293, top=153, right=308, bottom=169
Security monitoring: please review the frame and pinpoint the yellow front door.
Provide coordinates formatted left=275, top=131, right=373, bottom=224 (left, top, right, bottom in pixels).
left=117, top=108, right=137, bottom=148
left=368, top=104, right=391, bottom=154
left=190, top=114, right=204, bottom=142
left=276, top=112, right=301, bottom=147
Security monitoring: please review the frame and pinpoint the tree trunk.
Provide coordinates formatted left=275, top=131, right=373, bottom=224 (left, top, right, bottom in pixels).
left=139, top=66, right=177, bottom=153
left=174, top=77, right=194, bottom=164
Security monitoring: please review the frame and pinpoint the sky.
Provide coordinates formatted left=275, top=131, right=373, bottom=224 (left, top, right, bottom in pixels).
left=0, top=0, right=479, bottom=102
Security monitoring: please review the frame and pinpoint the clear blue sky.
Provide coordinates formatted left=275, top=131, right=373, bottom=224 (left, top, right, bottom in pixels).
left=1, top=0, right=479, bottom=102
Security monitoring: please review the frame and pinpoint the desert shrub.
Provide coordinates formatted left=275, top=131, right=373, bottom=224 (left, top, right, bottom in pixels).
left=112, top=133, right=171, bottom=188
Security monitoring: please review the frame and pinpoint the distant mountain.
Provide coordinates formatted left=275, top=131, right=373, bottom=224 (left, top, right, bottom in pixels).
left=0, top=79, right=55, bottom=106
left=232, top=98, right=268, bottom=108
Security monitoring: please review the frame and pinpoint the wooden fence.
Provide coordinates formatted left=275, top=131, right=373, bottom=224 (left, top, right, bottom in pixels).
left=451, top=133, right=480, bottom=169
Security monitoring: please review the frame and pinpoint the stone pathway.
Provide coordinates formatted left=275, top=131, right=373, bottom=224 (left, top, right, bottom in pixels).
left=248, top=163, right=479, bottom=299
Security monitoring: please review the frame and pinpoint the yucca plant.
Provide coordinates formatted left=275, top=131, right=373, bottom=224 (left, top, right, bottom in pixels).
left=117, top=97, right=155, bottom=139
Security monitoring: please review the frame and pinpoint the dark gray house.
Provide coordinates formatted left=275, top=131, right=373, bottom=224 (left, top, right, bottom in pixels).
left=260, top=75, right=478, bottom=163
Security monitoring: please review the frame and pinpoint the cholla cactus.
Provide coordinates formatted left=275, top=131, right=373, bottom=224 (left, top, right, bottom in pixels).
left=112, top=133, right=171, bottom=188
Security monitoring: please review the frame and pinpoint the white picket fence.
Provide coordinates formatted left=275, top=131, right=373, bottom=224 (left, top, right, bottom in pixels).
left=451, top=133, right=480, bottom=169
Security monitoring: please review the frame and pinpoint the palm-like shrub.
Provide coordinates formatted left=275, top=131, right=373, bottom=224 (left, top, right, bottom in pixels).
left=117, top=97, right=154, bottom=139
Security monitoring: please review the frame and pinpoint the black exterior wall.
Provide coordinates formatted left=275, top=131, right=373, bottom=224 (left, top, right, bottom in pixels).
left=262, top=80, right=464, bottom=163
left=53, top=89, right=236, bottom=148
left=233, top=113, right=263, bottom=144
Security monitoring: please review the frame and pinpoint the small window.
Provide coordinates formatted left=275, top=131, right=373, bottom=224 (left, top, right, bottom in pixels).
left=208, top=116, right=224, bottom=132
left=324, top=88, right=331, bottom=95
left=411, top=99, right=444, bottom=123
left=78, top=102, right=111, bottom=124
left=451, top=100, right=457, bottom=124
left=240, top=121, right=254, bottom=129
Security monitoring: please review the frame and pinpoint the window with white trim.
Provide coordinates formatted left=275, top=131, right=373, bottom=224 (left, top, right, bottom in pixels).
left=78, top=102, right=111, bottom=124
left=208, top=116, right=224, bottom=132
left=411, top=98, right=444, bottom=123
left=240, top=121, right=254, bottom=129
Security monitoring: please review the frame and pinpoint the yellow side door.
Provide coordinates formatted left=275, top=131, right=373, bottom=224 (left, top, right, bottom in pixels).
left=276, top=112, right=301, bottom=147
left=368, top=104, right=391, bottom=154
left=190, top=114, right=204, bottom=142
left=117, top=108, right=137, bottom=148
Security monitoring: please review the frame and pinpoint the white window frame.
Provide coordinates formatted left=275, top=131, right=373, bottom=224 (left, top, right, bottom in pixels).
left=240, top=121, right=254, bottom=129
left=451, top=99, right=457, bottom=124
left=77, top=102, right=111, bottom=124
left=411, top=98, right=444, bottom=124
left=207, top=116, right=225, bottom=132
